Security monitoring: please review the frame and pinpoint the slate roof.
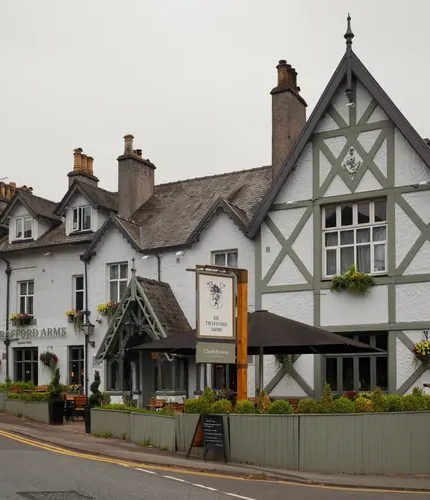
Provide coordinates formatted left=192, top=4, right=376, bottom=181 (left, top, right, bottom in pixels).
left=0, top=190, right=61, bottom=224
left=54, top=180, right=117, bottom=216
left=136, top=277, right=192, bottom=337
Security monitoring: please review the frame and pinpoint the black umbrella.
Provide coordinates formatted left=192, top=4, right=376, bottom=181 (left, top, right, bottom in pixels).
left=130, top=310, right=383, bottom=355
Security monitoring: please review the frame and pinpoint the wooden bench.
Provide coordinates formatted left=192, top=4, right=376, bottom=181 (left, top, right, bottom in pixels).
left=36, top=386, right=48, bottom=392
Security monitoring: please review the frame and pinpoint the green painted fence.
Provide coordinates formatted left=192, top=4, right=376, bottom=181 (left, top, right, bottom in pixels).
left=129, top=413, right=175, bottom=452
left=22, top=402, right=50, bottom=424
left=0, top=391, right=7, bottom=412
left=91, top=409, right=131, bottom=440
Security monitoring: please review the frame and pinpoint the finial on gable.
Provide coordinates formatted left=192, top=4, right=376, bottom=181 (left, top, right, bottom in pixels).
left=131, top=257, right=136, bottom=277
left=344, top=13, right=354, bottom=52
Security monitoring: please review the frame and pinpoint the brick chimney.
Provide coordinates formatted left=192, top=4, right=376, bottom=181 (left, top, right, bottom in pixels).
left=68, top=148, right=99, bottom=188
left=271, top=60, right=307, bottom=179
left=117, top=134, right=156, bottom=219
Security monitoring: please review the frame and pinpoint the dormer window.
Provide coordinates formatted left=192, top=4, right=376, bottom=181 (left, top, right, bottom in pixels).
left=16, top=216, right=33, bottom=240
left=72, top=206, right=92, bottom=232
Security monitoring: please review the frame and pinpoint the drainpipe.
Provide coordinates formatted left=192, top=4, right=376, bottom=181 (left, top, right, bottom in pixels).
left=0, top=256, right=11, bottom=380
left=155, top=255, right=161, bottom=281
left=80, top=252, right=95, bottom=396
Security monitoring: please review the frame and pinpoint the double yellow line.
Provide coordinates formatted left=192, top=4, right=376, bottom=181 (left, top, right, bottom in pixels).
left=0, top=429, right=428, bottom=495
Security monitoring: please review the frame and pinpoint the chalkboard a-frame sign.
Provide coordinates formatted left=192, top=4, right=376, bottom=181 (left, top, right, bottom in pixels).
left=187, top=414, right=227, bottom=463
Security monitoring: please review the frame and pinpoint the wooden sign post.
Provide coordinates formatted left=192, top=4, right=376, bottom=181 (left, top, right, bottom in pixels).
left=236, top=269, right=248, bottom=402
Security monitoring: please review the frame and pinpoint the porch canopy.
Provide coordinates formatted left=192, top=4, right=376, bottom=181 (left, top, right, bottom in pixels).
left=130, top=310, right=383, bottom=355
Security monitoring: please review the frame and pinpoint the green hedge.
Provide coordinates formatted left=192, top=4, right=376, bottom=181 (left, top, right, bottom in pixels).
left=7, top=392, right=50, bottom=402
left=99, top=403, right=175, bottom=416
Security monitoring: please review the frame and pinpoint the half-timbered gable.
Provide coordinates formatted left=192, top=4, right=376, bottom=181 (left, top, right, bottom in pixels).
left=251, top=17, right=430, bottom=398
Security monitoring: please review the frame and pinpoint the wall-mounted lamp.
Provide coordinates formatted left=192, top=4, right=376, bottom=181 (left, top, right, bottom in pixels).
left=141, top=255, right=149, bottom=260
left=175, top=251, right=185, bottom=257
left=82, top=318, right=95, bottom=348
left=44, top=252, right=52, bottom=256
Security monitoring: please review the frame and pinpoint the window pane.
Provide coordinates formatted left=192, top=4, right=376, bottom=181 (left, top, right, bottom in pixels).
left=110, top=265, right=118, bottom=280
left=27, top=281, right=34, bottom=295
left=24, top=349, right=32, bottom=361
left=119, top=280, right=127, bottom=299
left=24, top=218, right=32, bottom=238
left=341, top=205, right=353, bottom=226
left=373, top=226, right=386, bottom=242
left=325, top=232, right=338, bottom=247
left=340, top=247, right=354, bottom=273
left=359, top=357, right=371, bottom=391
left=324, top=206, right=337, bottom=228
left=76, top=291, right=84, bottom=311
left=16, top=219, right=23, bottom=238
left=374, top=244, right=386, bottom=272
left=227, top=252, right=238, bottom=267
left=357, top=228, right=370, bottom=243
left=214, top=253, right=225, bottom=266
left=356, top=245, right=370, bottom=273
left=27, top=296, right=34, bottom=315
left=15, top=349, right=22, bottom=361
left=375, top=333, right=388, bottom=350
left=342, top=358, right=354, bottom=391
left=20, top=282, right=27, bottom=295
left=72, top=208, right=79, bottom=231
left=109, top=281, right=118, bottom=302
left=357, top=202, right=370, bottom=224
left=376, top=357, right=388, bottom=391
left=82, top=207, right=91, bottom=230
left=75, top=276, right=84, bottom=291
left=120, top=264, right=128, bottom=279
left=374, top=200, right=386, bottom=222
left=19, top=296, right=26, bottom=314
left=326, top=249, right=337, bottom=275
left=326, top=358, right=337, bottom=391
left=340, top=230, right=354, bottom=245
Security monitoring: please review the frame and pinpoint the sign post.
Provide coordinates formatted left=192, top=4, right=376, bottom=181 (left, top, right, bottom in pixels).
left=195, top=265, right=248, bottom=402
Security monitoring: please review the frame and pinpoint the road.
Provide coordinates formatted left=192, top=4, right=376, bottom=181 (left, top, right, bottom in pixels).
left=0, top=432, right=428, bottom=500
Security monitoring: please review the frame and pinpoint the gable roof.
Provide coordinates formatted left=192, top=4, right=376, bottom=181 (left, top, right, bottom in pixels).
left=0, top=190, right=61, bottom=224
left=247, top=50, right=430, bottom=238
left=54, top=179, right=117, bottom=216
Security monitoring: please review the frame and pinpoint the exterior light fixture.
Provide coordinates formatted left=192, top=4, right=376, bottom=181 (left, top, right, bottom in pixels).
left=81, top=319, right=95, bottom=348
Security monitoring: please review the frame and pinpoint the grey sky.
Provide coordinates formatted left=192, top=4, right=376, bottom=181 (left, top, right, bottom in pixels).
left=3, top=1, right=428, bottom=201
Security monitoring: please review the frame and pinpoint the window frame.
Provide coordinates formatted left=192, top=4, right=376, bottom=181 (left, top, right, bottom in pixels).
left=108, top=263, right=128, bottom=303
left=68, top=345, right=85, bottom=386
left=322, top=199, right=387, bottom=278
left=71, top=205, right=92, bottom=232
left=19, top=280, right=34, bottom=316
left=211, top=249, right=238, bottom=268
left=72, top=275, right=85, bottom=312
left=15, top=216, right=33, bottom=240
left=324, top=333, right=388, bottom=394
left=14, top=347, right=38, bottom=385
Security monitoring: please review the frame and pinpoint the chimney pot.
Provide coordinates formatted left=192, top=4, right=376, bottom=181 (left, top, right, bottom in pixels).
left=73, top=148, right=82, bottom=171
left=9, top=182, right=16, bottom=198
left=87, top=156, right=94, bottom=175
left=136, top=149, right=142, bottom=157
left=81, top=154, right=88, bottom=173
left=124, top=134, right=134, bottom=154
left=0, top=183, right=5, bottom=198
left=276, top=60, right=291, bottom=87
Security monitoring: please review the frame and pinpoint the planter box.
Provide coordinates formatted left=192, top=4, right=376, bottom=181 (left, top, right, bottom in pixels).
left=5, top=399, right=25, bottom=416
left=0, top=391, right=7, bottom=412
left=229, top=414, right=299, bottom=470
left=299, top=412, right=430, bottom=475
left=129, top=413, right=175, bottom=452
left=91, top=409, right=131, bottom=440
left=22, top=402, right=50, bottom=424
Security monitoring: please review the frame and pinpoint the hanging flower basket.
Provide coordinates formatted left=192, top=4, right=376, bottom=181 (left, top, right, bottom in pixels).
left=65, top=309, right=84, bottom=333
left=10, top=313, right=32, bottom=326
left=331, top=264, right=375, bottom=295
left=96, top=301, right=119, bottom=323
left=275, top=354, right=298, bottom=374
left=413, top=340, right=430, bottom=365
left=39, top=351, right=58, bottom=369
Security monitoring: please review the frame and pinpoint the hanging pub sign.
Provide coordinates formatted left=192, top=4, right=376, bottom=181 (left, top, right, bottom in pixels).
left=196, top=269, right=236, bottom=364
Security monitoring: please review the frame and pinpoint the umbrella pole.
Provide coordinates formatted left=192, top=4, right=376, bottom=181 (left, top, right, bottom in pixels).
left=258, top=346, right=264, bottom=396
left=236, top=270, right=248, bottom=401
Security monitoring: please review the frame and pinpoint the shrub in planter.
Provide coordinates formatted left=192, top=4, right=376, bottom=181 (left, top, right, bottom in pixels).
left=319, top=383, right=334, bottom=413
left=85, top=371, right=103, bottom=434
left=371, top=386, right=388, bottom=412
left=48, top=368, right=64, bottom=425
left=332, top=396, right=355, bottom=413
left=402, top=394, right=426, bottom=412
left=385, top=394, right=404, bottom=412
left=234, top=400, right=256, bottom=414
left=256, top=391, right=271, bottom=414
left=268, top=400, right=294, bottom=414
left=184, top=398, right=201, bottom=414
left=296, top=398, right=320, bottom=414
left=354, top=396, right=373, bottom=413
left=210, top=399, right=232, bottom=414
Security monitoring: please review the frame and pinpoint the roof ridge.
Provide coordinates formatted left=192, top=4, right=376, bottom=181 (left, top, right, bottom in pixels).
left=154, top=165, right=271, bottom=188
left=136, top=276, right=171, bottom=288
left=77, top=181, right=116, bottom=197
left=19, top=190, right=59, bottom=205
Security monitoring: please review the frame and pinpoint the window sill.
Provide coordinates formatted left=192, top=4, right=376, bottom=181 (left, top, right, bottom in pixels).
left=70, top=230, right=93, bottom=235
left=12, top=238, right=34, bottom=244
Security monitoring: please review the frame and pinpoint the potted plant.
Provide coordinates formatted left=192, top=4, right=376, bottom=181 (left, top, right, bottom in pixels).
left=331, top=264, right=375, bottom=295
left=48, top=368, right=64, bottom=425
left=96, top=301, right=119, bottom=323
left=39, top=351, right=58, bottom=370
left=65, top=309, right=84, bottom=333
left=413, top=340, right=430, bottom=365
left=85, top=370, right=102, bottom=434
left=10, top=313, right=32, bottom=326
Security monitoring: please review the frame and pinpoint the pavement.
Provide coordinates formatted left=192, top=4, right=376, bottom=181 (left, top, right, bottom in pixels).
left=0, top=413, right=430, bottom=495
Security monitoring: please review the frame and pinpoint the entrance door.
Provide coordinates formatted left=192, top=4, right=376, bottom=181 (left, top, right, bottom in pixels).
left=213, top=364, right=237, bottom=391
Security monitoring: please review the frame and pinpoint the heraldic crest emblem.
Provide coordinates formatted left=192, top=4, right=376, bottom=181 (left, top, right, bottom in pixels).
left=207, top=281, right=225, bottom=310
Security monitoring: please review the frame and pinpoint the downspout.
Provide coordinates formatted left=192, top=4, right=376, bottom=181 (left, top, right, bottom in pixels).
left=156, top=255, right=161, bottom=281
left=80, top=252, right=94, bottom=396
left=0, top=256, right=11, bottom=380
